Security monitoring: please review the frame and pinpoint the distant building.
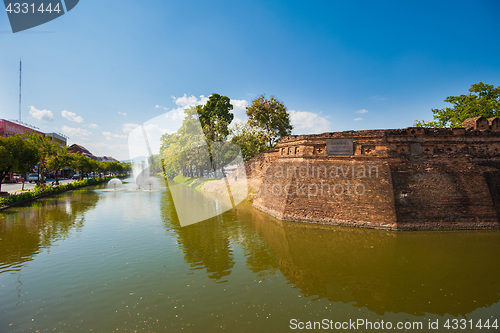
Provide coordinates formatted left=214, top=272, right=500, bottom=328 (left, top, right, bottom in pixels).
left=0, top=119, right=45, bottom=138
left=46, top=132, right=68, bottom=147
left=68, top=144, right=98, bottom=160
left=97, top=156, right=119, bottom=162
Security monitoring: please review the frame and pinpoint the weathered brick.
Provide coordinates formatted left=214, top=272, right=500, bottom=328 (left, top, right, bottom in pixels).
left=246, top=119, right=500, bottom=230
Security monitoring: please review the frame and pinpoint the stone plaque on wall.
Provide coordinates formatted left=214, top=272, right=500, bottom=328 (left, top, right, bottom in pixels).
left=326, top=139, right=354, bottom=155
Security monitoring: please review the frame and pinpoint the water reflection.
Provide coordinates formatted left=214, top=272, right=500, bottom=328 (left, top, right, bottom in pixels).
left=161, top=188, right=236, bottom=280
left=243, top=208, right=500, bottom=316
left=0, top=190, right=101, bottom=274
left=161, top=185, right=282, bottom=281
left=161, top=185, right=500, bottom=316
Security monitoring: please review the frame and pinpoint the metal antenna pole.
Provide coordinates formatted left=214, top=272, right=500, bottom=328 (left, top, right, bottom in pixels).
left=19, top=59, right=22, bottom=122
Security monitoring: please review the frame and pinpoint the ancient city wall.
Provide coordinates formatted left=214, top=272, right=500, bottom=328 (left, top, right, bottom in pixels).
left=246, top=118, right=500, bottom=230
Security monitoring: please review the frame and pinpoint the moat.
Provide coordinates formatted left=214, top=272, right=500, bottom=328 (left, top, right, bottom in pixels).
left=1, top=179, right=499, bottom=332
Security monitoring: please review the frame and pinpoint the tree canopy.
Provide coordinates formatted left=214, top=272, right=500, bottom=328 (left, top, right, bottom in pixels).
left=160, top=106, right=209, bottom=178
left=159, top=93, right=295, bottom=176
left=0, top=135, right=40, bottom=192
left=160, top=102, right=240, bottom=179
left=414, top=82, right=500, bottom=128
left=196, top=93, right=234, bottom=142
left=230, top=122, right=268, bottom=161
left=0, top=133, right=130, bottom=192
left=246, top=95, right=293, bottom=146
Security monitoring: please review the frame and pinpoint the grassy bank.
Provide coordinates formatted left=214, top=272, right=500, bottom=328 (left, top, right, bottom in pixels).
left=172, top=174, right=217, bottom=190
left=0, top=175, right=126, bottom=210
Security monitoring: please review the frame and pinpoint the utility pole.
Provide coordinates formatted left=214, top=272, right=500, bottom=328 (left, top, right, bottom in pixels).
left=19, top=58, right=22, bottom=122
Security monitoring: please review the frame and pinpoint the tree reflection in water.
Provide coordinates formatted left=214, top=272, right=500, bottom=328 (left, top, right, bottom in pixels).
left=160, top=188, right=235, bottom=281
left=160, top=186, right=281, bottom=282
left=0, top=190, right=101, bottom=274
left=160, top=186, right=500, bottom=316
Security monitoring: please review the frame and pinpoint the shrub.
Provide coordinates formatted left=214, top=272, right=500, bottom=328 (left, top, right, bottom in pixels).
left=0, top=175, right=126, bottom=207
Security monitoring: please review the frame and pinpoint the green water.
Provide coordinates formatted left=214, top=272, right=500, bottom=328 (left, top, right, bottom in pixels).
left=1, top=179, right=499, bottom=332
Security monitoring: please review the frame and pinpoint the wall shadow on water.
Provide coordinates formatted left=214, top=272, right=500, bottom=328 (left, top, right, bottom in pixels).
left=0, top=189, right=101, bottom=274
left=239, top=204, right=500, bottom=317
left=159, top=186, right=500, bottom=316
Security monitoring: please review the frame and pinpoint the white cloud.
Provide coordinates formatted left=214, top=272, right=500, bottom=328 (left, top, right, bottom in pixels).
left=354, top=117, right=363, bottom=121
left=172, top=94, right=209, bottom=108
left=289, top=110, right=331, bottom=134
left=152, top=95, right=248, bottom=134
left=89, top=123, right=98, bottom=129
left=103, top=131, right=127, bottom=140
left=62, top=125, right=92, bottom=138
left=29, top=106, right=54, bottom=121
left=230, top=99, right=249, bottom=123
left=356, top=109, right=369, bottom=114
left=118, top=112, right=127, bottom=116
left=123, top=123, right=140, bottom=134
left=164, top=107, right=186, bottom=122
left=231, top=99, right=248, bottom=112
left=61, top=110, right=84, bottom=123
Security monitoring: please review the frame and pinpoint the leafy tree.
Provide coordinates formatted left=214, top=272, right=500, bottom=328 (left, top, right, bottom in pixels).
left=12, top=136, right=40, bottom=190
left=196, top=93, right=234, bottom=142
left=148, top=154, right=162, bottom=174
left=117, top=162, right=131, bottom=174
left=246, top=95, right=293, bottom=146
left=0, top=137, right=18, bottom=192
left=121, top=162, right=132, bottom=173
left=160, top=132, right=184, bottom=179
left=81, top=157, right=95, bottom=177
left=0, top=135, right=41, bottom=192
left=161, top=107, right=209, bottom=178
left=26, top=134, right=60, bottom=184
left=414, top=82, right=500, bottom=128
left=96, top=161, right=107, bottom=177
left=161, top=104, right=239, bottom=179
left=230, top=122, right=268, bottom=161
left=46, top=145, right=70, bottom=185
left=68, top=153, right=91, bottom=179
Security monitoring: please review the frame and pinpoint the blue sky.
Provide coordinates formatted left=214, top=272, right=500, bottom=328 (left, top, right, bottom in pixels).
left=1, top=0, right=499, bottom=160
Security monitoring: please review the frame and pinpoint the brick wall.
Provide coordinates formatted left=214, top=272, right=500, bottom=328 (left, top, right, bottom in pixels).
left=246, top=126, right=500, bottom=230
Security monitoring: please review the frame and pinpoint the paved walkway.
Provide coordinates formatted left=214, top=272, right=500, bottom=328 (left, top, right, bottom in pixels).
left=1, top=179, right=74, bottom=195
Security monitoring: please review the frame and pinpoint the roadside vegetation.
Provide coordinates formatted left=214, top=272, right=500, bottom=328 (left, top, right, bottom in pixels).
left=0, top=133, right=131, bottom=193
left=0, top=175, right=126, bottom=208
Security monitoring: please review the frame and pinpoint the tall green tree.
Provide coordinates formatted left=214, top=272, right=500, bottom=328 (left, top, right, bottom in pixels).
left=13, top=136, right=40, bottom=190
left=230, top=122, right=268, bottom=161
left=161, top=107, right=210, bottom=178
left=46, top=145, right=70, bottom=185
left=196, top=93, right=234, bottom=142
left=68, top=153, right=91, bottom=180
left=414, top=82, right=500, bottom=128
left=0, top=135, right=40, bottom=192
left=148, top=154, right=162, bottom=174
left=26, top=134, right=60, bottom=183
left=0, top=136, right=19, bottom=192
left=246, top=95, right=293, bottom=146
left=0, top=145, right=14, bottom=192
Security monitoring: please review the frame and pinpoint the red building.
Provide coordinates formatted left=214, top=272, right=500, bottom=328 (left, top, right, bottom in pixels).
left=0, top=119, right=45, bottom=138
left=68, top=144, right=98, bottom=160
